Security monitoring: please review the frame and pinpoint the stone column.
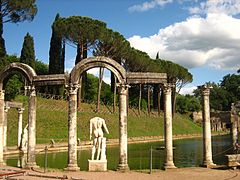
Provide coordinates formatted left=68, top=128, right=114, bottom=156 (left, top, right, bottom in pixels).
left=25, top=86, right=38, bottom=168
left=65, top=83, right=80, bottom=171
left=117, top=83, right=129, bottom=171
left=231, top=103, right=238, bottom=149
left=0, top=90, right=5, bottom=165
left=232, top=120, right=238, bottom=148
left=3, top=106, right=10, bottom=151
left=163, top=84, right=176, bottom=169
left=18, top=108, right=24, bottom=148
left=201, top=85, right=215, bottom=167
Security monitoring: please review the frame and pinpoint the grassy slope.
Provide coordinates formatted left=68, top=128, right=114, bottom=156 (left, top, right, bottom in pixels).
left=7, top=96, right=202, bottom=146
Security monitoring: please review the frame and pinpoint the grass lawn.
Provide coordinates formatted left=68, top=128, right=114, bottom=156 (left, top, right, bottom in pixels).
left=6, top=96, right=202, bottom=146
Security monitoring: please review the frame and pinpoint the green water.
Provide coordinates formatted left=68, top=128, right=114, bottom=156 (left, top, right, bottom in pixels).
left=6, top=135, right=233, bottom=170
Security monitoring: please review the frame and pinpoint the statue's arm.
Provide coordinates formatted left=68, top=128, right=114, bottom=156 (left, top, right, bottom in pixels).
left=90, top=120, right=92, bottom=140
left=103, top=121, right=109, bottom=134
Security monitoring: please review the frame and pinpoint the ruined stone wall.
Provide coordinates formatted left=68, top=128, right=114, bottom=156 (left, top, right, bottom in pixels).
left=192, top=112, right=202, bottom=123
left=192, top=111, right=231, bottom=131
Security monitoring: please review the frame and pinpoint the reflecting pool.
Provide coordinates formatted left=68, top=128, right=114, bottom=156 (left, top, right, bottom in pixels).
left=6, top=135, right=233, bottom=170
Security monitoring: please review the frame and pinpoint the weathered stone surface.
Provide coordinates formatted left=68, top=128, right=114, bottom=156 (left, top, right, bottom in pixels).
left=3, top=106, right=9, bottom=151
left=201, top=85, right=215, bottom=167
left=226, top=154, right=240, bottom=167
left=65, top=84, right=80, bottom=171
left=26, top=86, right=37, bottom=168
left=0, top=63, right=36, bottom=89
left=117, top=84, right=129, bottom=171
left=70, top=56, right=126, bottom=85
left=126, top=72, right=167, bottom=84
left=18, top=108, right=24, bottom=148
left=0, top=90, right=5, bottom=165
left=5, top=101, right=23, bottom=109
left=33, top=74, right=68, bottom=86
left=88, top=160, right=107, bottom=171
left=163, top=84, right=176, bottom=170
left=192, top=111, right=231, bottom=131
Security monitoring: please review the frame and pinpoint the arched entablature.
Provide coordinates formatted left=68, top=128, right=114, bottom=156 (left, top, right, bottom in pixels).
left=0, top=63, right=37, bottom=90
left=70, top=56, right=126, bottom=85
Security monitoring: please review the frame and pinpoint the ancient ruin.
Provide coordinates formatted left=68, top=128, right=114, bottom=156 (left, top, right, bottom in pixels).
left=0, top=56, right=222, bottom=171
left=200, top=85, right=215, bottom=167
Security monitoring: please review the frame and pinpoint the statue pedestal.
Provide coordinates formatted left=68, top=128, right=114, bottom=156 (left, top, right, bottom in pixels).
left=88, top=160, right=107, bottom=171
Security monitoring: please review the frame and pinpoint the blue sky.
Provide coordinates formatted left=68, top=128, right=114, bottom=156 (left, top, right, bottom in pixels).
left=4, top=0, right=240, bottom=94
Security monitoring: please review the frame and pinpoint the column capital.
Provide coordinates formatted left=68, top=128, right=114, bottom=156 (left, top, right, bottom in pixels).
left=199, top=84, right=212, bottom=96
left=65, top=83, right=80, bottom=95
left=117, top=83, right=130, bottom=95
left=18, top=108, right=25, bottom=114
left=163, top=83, right=174, bottom=94
left=4, top=106, right=10, bottom=112
left=26, top=86, right=36, bottom=96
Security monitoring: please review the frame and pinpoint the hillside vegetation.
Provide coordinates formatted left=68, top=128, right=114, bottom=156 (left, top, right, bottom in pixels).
left=7, top=95, right=202, bottom=146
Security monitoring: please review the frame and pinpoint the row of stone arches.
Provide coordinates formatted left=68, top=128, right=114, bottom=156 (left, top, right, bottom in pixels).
left=0, top=56, right=212, bottom=171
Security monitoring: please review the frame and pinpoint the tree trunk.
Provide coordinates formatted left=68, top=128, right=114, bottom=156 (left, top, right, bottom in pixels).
left=158, top=86, right=161, bottom=116
left=77, top=77, right=82, bottom=111
left=111, top=72, right=115, bottom=92
left=172, top=85, right=176, bottom=118
left=148, top=85, right=151, bottom=115
left=138, top=84, right=142, bottom=115
left=76, top=41, right=87, bottom=109
left=96, top=67, right=104, bottom=112
left=113, top=75, right=117, bottom=113
left=153, top=84, right=158, bottom=110
left=160, top=88, right=164, bottom=111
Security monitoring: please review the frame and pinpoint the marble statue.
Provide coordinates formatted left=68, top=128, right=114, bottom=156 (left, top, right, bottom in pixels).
left=89, top=117, right=109, bottom=160
left=20, top=124, right=28, bottom=153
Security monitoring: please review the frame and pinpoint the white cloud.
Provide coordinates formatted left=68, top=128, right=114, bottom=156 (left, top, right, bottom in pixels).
left=87, top=68, right=99, bottom=76
left=87, top=68, right=111, bottom=85
left=189, top=0, right=240, bottom=16
left=128, top=0, right=173, bottom=12
left=128, top=13, right=240, bottom=70
left=179, top=85, right=197, bottom=95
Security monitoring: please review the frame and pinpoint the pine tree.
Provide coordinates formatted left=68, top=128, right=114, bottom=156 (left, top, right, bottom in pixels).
left=0, top=0, right=37, bottom=67
left=20, top=32, right=35, bottom=69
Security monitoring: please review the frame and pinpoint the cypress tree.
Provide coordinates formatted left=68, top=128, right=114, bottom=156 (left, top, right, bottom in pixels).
left=156, top=51, right=159, bottom=60
left=49, top=13, right=64, bottom=74
left=20, top=32, right=35, bottom=69
left=60, top=39, right=65, bottom=74
left=153, top=52, right=160, bottom=110
left=0, top=8, right=6, bottom=67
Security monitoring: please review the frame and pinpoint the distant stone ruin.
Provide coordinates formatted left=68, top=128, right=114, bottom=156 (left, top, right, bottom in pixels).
left=192, top=111, right=231, bottom=131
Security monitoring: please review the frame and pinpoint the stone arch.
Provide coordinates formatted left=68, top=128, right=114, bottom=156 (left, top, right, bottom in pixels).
left=70, top=56, right=126, bottom=84
left=0, top=63, right=37, bottom=89
left=0, top=62, right=37, bottom=167
left=66, top=56, right=129, bottom=171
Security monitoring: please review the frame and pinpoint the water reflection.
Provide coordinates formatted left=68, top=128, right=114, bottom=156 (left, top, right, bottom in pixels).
left=6, top=135, right=233, bottom=170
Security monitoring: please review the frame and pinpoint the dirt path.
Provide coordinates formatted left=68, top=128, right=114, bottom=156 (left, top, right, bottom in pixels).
left=1, top=166, right=239, bottom=180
